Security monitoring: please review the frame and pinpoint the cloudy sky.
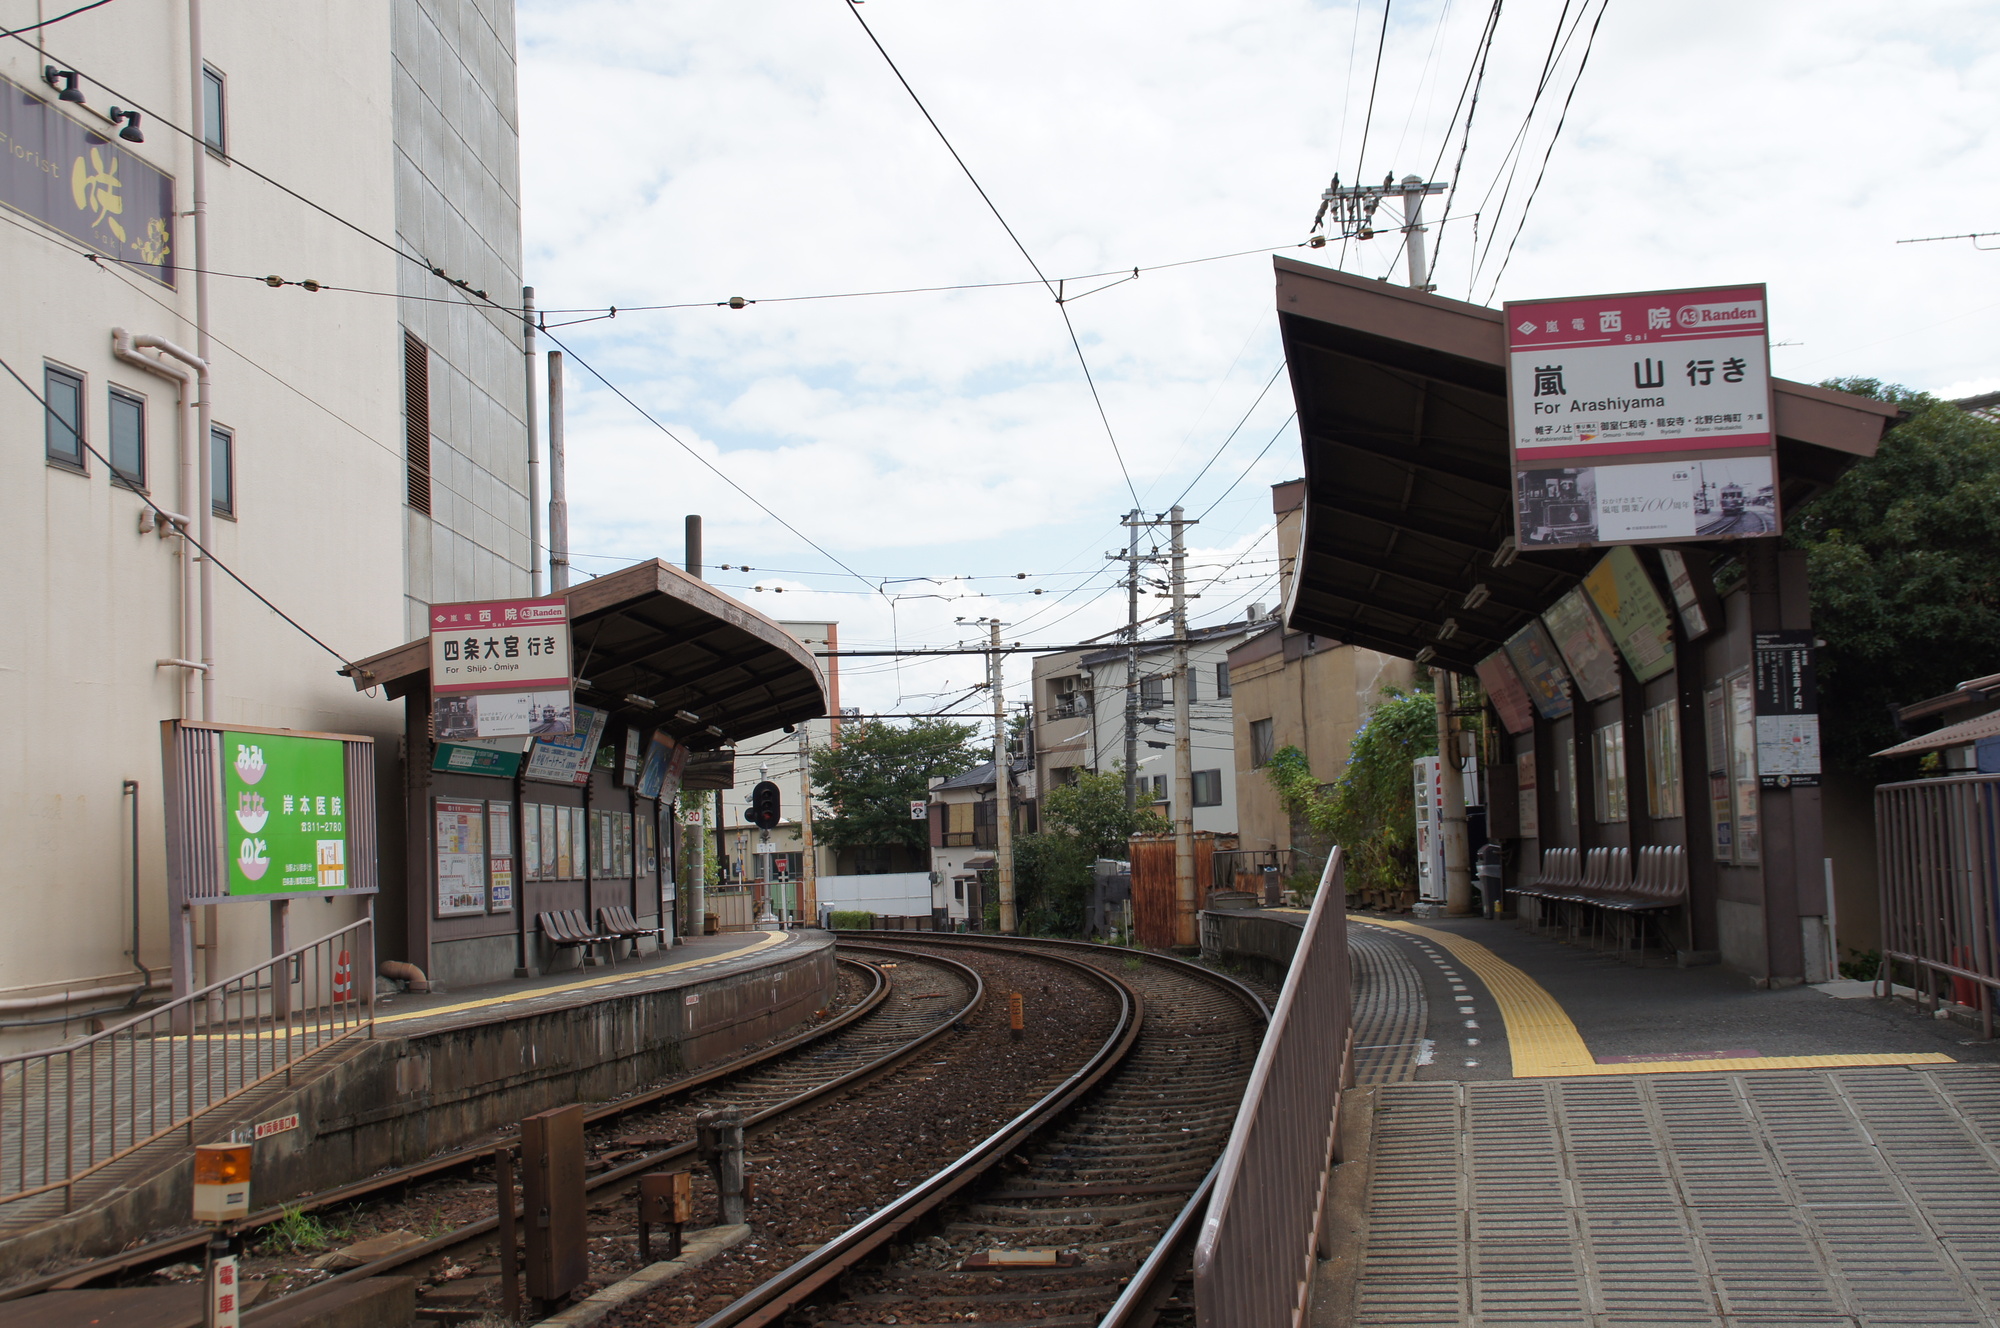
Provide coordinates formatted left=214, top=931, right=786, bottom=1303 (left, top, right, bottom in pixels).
left=516, top=0, right=2000, bottom=721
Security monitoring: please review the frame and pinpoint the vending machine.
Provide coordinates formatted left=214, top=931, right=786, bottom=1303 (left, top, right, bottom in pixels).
left=1412, top=757, right=1447, bottom=909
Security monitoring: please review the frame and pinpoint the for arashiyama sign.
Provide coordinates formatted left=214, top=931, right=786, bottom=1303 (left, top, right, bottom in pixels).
left=1505, top=283, right=1779, bottom=550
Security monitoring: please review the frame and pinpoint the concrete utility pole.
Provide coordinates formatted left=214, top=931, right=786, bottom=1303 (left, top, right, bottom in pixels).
left=547, top=351, right=570, bottom=591
left=1113, top=510, right=1144, bottom=810
left=1170, top=506, right=1198, bottom=947
left=1433, top=667, right=1473, bottom=914
left=683, top=517, right=703, bottom=939
left=989, top=619, right=1017, bottom=934
left=1316, top=173, right=1445, bottom=293
left=796, top=724, right=817, bottom=928
left=1399, top=174, right=1443, bottom=292
left=524, top=286, right=543, bottom=596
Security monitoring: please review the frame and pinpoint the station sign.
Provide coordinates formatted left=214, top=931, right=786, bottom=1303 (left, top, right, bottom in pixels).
left=1506, top=283, right=1779, bottom=549
left=429, top=597, right=574, bottom=740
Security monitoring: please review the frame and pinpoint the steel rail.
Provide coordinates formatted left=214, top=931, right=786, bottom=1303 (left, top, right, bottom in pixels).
left=4, top=953, right=901, bottom=1303
left=693, top=938, right=1143, bottom=1328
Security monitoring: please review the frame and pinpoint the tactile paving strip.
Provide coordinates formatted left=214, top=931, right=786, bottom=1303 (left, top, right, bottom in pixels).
left=1354, top=1065, right=2000, bottom=1326
left=1351, top=922, right=1429, bottom=1085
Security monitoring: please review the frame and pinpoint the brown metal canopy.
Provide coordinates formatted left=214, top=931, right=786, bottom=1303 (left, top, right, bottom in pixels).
left=1274, top=257, right=1900, bottom=671
left=347, top=559, right=827, bottom=746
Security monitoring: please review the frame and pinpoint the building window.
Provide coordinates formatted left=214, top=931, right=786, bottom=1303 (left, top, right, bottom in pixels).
left=44, top=365, right=85, bottom=470
left=211, top=424, right=234, bottom=516
left=108, top=388, right=146, bottom=489
left=1250, top=717, right=1275, bottom=767
left=1216, top=662, right=1231, bottom=698
left=404, top=331, right=432, bottom=513
left=1192, top=769, right=1222, bottom=807
left=1140, top=675, right=1171, bottom=709
left=943, top=801, right=975, bottom=848
left=201, top=64, right=226, bottom=156
left=1185, top=669, right=1198, bottom=705
left=1592, top=721, right=1629, bottom=824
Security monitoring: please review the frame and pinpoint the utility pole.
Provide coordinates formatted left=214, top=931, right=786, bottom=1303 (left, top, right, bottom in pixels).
left=1111, top=510, right=1144, bottom=810
left=1399, top=174, right=1443, bottom=291
left=1434, top=667, right=1473, bottom=915
left=796, top=725, right=817, bottom=928
left=1315, top=173, right=1445, bottom=291
left=989, top=619, right=1017, bottom=934
left=1169, top=506, right=1198, bottom=947
left=683, top=519, right=703, bottom=940
left=523, top=286, right=543, bottom=596
left=546, top=350, right=570, bottom=591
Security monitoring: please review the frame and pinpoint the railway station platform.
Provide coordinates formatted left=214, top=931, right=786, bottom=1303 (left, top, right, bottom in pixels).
left=1318, top=913, right=2000, bottom=1327
left=0, top=928, right=837, bottom=1282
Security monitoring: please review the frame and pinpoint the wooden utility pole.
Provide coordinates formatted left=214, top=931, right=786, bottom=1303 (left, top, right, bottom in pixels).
left=990, top=619, right=1017, bottom=934
left=1170, top=506, right=1197, bottom=947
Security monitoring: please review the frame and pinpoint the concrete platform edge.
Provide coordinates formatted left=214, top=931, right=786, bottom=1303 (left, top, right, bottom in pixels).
left=1309, top=1085, right=1375, bottom=1328
left=533, top=1224, right=752, bottom=1327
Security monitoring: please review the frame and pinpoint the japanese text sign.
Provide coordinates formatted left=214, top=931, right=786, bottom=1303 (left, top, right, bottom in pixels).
left=223, top=731, right=347, bottom=896
left=1580, top=547, right=1677, bottom=684
left=1506, top=284, right=1779, bottom=549
left=1474, top=649, right=1538, bottom=735
left=1, top=76, right=175, bottom=285
left=1501, top=620, right=1574, bottom=721
left=429, top=596, right=573, bottom=740
left=1753, top=630, right=1820, bottom=787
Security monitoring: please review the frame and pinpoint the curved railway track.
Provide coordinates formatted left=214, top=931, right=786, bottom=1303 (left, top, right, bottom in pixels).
left=0, top=951, right=971, bottom=1310
left=668, top=935, right=1270, bottom=1328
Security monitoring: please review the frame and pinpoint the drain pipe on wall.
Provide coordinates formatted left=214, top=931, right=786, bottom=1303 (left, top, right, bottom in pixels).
left=112, top=329, right=203, bottom=719
left=187, top=0, right=216, bottom=719
left=123, top=780, right=155, bottom=1003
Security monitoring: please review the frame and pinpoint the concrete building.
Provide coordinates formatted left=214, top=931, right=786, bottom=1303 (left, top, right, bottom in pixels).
left=1030, top=621, right=1258, bottom=834
left=1226, top=481, right=1415, bottom=872
left=0, top=0, right=527, bottom=1041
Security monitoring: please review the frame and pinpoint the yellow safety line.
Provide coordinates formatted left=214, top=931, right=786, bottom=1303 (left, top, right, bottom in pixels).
left=374, top=930, right=793, bottom=1027
left=1352, top=916, right=1954, bottom=1078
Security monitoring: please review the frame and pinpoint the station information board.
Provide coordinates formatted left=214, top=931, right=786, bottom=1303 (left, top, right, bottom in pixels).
left=429, top=596, right=574, bottom=740
left=1506, top=283, right=1778, bottom=549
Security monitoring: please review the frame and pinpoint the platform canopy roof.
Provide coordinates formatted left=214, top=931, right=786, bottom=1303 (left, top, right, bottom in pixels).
left=348, top=559, right=827, bottom=747
left=1274, top=257, right=1901, bottom=673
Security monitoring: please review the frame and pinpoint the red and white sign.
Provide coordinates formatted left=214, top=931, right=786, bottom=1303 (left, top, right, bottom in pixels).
left=254, top=1112, right=300, bottom=1139
left=210, top=1253, right=242, bottom=1328
left=1506, top=283, right=1772, bottom=462
left=1507, top=283, right=1779, bottom=549
left=429, top=597, right=572, bottom=696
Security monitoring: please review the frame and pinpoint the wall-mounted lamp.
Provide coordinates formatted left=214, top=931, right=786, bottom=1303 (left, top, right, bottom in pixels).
left=43, top=67, right=84, bottom=103
left=1414, top=646, right=1436, bottom=666
left=623, top=694, right=656, bottom=710
left=705, top=725, right=725, bottom=738
left=1490, top=537, right=1518, bottom=568
left=674, top=709, right=701, bottom=724
left=107, top=107, right=143, bottom=143
left=1436, top=618, right=1459, bottom=641
left=1461, top=583, right=1491, bottom=611
left=572, top=676, right=594, bottom=690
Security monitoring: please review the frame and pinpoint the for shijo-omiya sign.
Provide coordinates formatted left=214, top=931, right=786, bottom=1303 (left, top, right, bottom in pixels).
left=428, top=597, right=575, bottom=741
left=1506, top=284, right=1777, bottom=549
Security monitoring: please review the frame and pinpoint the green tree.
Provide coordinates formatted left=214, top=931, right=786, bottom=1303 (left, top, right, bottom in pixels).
left=808, top=719, right=985, bottom=853
left=1784, top=383, right=2000, bottom=772
left=1012, top=769, right=1165, bottom=935
left=1266, top=689, right=1439, bottom=897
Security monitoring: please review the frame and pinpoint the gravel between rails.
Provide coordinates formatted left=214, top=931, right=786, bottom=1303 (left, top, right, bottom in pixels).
left=600, top=948, right=1122, bottom=1328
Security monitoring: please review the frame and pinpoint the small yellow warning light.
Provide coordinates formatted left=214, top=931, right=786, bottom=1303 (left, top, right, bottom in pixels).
left=192, top=1142, right=252, bottom=1222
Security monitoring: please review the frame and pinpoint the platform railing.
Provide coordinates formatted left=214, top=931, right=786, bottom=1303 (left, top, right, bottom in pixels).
left=1193, top=847, right=1352, bottom=1328
left=0, top=917, right=373, bottom=1215
left=1878, top=773, right=2000, bottom=1032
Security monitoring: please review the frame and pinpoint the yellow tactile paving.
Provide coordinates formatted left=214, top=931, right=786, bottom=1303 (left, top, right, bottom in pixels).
left=1352, top=916, right=1954, bottom=1078
left=374, top=929, right=793, bottom=1027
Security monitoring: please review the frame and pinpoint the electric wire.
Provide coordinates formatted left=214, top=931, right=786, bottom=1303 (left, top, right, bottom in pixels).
left=0, top=351, right=357, bottom=670
left=1195, top=412, right=1298, bottom=522
left=2, top=0, right=121, bottom=39
left=1353, top=0, right=1395, bottom=182
left=837, top=0, right=1141, bottom=510
left=1466, top=0, right=1589, bottom=295
left=1165, top=361, right=1288, bottom=514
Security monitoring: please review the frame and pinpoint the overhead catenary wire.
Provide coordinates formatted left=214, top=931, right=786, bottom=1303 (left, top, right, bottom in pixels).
left=2, top=0, right=122, bottom=37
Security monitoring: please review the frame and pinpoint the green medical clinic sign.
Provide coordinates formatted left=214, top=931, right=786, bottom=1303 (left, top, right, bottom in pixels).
left=2, top=76, right=175, bottom=285
left=222, top=731, right=349, bottom=895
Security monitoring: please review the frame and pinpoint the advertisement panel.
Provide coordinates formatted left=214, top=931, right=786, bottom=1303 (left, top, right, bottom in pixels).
left=1580, top=547, right=1677, bottom=684
left=1753, top=630, right=1821, bottom=788
left=429, top=597, right=573, bottom=739
left=637, top=731, right=691, bottom=801
left=1474, top=649, right=1537, bottom=735
left=435, top=799, right=486, bottom=916
left=1501, top=620, right=1574, bottom=721
left=222, top=731, right=348, bottom=896
left=1540, top=587, right=1622, bottom=702
left=524, top=704, right=607, bottom=785
left=1507, top=283, right=1777, bottom=548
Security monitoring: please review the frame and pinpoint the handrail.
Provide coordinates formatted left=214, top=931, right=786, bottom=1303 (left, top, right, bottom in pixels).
left=0, top=916, right=374, bottom=1215
left=1877, top=773, right=2000, bottom=1032
left=1193, top=846, right=1352, bottom=1328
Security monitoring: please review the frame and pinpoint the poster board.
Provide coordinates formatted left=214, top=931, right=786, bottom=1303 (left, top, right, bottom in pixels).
left=487, top=801, right=514, bottom=911
left=1580, top=547, right=1676, bottom=683
left=525, top=704, right=607, bottom=785
left=1506, top=283, right=1779, bottom=549
left=1475, top=649, right=1538, bottom=735
left=1541, top=587, right=1622, bottom=701
left=1502, top=620, right=1575, bottom=721
left=435, top=799, right=487, bottom=916
left=429, top=597, right=574, bottom=740
left=1753, top=630, right=1821, bottom=788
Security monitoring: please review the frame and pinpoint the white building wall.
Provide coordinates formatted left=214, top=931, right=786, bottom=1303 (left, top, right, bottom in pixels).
left=1082, top=634, right=1246, bottom=835
left=0, top=3, right=409, bottom=1042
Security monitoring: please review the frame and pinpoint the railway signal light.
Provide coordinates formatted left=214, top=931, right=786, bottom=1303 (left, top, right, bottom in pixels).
left=748, top=780, right=782, bottom=830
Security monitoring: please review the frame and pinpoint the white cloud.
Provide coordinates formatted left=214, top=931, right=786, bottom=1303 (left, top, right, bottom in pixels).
left=519, top=0, right=2000, bottom=714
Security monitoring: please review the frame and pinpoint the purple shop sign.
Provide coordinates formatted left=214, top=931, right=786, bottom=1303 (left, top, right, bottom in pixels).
left=2, top=76, right=175, bottom=286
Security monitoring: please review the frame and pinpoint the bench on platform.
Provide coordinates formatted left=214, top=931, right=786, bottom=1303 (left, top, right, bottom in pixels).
left=597, top=904, right=654, bottom=947
left=538, top=908, right=615, bottom=967
left=1514, top=845, right=1687, bottom=962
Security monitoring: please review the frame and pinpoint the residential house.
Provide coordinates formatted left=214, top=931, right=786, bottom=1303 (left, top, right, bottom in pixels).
left=927, top=758, right=1032, bottom=927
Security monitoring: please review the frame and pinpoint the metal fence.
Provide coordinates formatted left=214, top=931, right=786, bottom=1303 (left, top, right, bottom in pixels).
left=1193, top=847, right=1353, bottom=1328
left=1878, top=773, right=2000, bottom=1033
left=0, top=916, right=373, bottom=1216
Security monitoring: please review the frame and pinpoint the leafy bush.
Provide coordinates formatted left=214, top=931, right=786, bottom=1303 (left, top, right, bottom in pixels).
left=828, top=910, right=874, bottom=930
